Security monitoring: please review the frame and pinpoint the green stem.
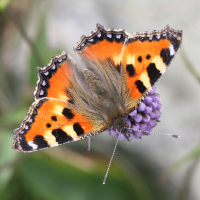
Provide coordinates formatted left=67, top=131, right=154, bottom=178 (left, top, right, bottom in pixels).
left=180, top=48, right=200, bottom=83
left=160, top=144, right=200, bottom=182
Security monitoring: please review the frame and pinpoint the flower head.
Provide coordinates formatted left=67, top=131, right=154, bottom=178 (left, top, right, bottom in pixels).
left=109, top=87, right=161, bottom=140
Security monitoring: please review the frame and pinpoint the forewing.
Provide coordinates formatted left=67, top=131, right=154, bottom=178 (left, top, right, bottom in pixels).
left=34, top=52, right=78, bottom=103
left=121, top=25, right=182, bottom=113
left=74, top=23, right=129, bottom=71
left=74, top=24, right=129, bottom=103
left=13, top=51, right=109, bottom=152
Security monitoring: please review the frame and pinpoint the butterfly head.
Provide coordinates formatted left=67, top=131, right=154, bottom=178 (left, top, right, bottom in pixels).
left=111, top=115, right=131, bottom=141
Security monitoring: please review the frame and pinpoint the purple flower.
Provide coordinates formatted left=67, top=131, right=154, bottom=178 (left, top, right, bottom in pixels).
left=109, top=87, right=161, bottom=140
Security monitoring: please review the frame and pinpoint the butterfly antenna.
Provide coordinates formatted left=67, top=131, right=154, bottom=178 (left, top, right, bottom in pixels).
left=128, top=128, right=180, bottom=138
left=87, top=137, right=90, bottom=151
left=103, top=138, right=119, bottom=184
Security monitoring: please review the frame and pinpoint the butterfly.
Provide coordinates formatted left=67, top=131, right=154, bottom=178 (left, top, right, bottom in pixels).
left=12, top=24, right=182, bottom=152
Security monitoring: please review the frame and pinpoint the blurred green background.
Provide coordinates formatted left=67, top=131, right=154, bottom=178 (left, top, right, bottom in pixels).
left=0, top=0, right=200, bottom=199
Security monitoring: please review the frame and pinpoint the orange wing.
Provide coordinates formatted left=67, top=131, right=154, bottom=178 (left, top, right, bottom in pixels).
left=12, top=98, right=108, bottom=152
left=34, top=52, right=76, bottom=103
left=74, top=24, right=129, bottom=101
left=74, top=23, right=129, bottom=72
left=121, top=25, right=182, bottom=113
left=12, top=51, right=109, bottom=152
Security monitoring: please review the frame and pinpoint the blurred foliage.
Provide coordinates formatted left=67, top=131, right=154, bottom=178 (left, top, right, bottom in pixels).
left=0, top=1, right=200, bottom=200
left=0, top=0, right=11, bottom=11
left=161, top=143, right=200, bottom=181
left=180, top=49, right=200, bottom=83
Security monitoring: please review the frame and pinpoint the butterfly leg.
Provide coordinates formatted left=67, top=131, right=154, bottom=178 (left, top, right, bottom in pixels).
left=121, top=128, right=131, bottom=141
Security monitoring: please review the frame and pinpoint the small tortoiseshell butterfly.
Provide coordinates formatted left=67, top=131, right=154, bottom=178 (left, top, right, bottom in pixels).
left=12, top=24, right=182, bottom=152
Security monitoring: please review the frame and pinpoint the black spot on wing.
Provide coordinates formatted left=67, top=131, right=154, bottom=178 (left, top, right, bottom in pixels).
left=126, top=64, right=135, bottom=77
left=51, top=116, right=57, bottom=121
left=62, top=108, right=75, bottom=119
left=19, top=135, right=32, bottom=151
left=33, top=135, right=50, bottom=149
left=52, top=129, right=73, bottom=144
left=171, top=36, right=181, bottom=51
left=73, top=123, right=84, bottom=136
left=160, top=48, right=172, bottom=65
left=138, top=56, right=142, bottom=63
left=46, top=123, right=51, bottom=128
left=146, top=54, right=151, bottom=60
left=135, top=80, right=147, bottom=93
left=147, top=63, right=162, bottom=86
